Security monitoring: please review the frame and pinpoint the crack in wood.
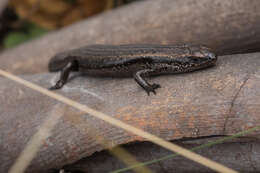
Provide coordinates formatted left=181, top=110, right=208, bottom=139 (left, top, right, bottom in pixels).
left=222, top=74, right=250, bottom=135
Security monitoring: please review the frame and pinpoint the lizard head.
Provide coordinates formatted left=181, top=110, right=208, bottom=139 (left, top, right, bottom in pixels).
left=187, top=45, right=217, bottom=67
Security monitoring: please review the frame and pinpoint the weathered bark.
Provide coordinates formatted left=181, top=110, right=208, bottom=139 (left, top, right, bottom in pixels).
left=63, top=140, right=260, bottom=173
left=0, top=52, right=259, bottom=173
left=1, top=0, right=260, bottom=74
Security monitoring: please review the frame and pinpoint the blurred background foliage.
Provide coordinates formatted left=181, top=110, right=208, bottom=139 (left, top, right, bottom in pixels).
left=0, top=0, right=138, bottom=50
left=3, top=21, right=48, bottom=48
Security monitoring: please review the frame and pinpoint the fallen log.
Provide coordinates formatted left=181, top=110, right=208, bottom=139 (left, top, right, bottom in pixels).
left=1, top=0, right=260, bottom=74
left=0, top=52, right=259, bottom=172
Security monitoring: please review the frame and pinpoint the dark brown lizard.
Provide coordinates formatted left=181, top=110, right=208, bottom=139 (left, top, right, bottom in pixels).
left=48, top=44, right=217, bottom=95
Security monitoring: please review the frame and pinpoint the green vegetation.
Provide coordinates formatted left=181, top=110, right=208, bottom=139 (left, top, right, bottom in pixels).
left=3, top=22, right=48, bottom=49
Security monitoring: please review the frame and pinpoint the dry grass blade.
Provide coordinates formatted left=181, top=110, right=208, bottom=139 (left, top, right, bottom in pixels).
left=8, top=105, right=64, bottom=173
left=0, top=69, right=238, bottom=173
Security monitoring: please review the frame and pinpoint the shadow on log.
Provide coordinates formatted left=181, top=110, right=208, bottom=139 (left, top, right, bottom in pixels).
left=1, top=0, right=260, bottom=74
left=0, top=52, right=259, bottom=172
left=63, top=140, right=260, bottom=173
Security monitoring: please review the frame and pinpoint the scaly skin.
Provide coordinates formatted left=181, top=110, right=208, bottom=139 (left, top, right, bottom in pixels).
left=48, top=44, right=217, bottom=95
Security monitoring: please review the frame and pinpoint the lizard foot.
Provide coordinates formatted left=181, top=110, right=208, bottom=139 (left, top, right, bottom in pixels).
left=49, top=80, right=65, bottom=90
left=144, top=83, right=161, bottom=95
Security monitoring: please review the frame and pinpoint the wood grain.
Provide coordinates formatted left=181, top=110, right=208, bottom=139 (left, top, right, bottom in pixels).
left=0, top=52, right=259, bottom=172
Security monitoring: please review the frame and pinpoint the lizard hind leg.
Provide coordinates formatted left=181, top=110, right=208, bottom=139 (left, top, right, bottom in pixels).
left=49, top=61, right=77, bottom=90
left=134, top=69, right=161, bottom=95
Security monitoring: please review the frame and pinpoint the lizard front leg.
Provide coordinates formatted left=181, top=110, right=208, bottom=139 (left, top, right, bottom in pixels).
left=49, top=61, right=77, bottom=90
left=134, top=69, right=161, bottom=95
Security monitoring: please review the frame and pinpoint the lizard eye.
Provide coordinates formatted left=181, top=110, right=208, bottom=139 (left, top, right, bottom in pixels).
left=206, top=52, right=216, bottom=59
left=199, top=49, right=217, bottom=60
